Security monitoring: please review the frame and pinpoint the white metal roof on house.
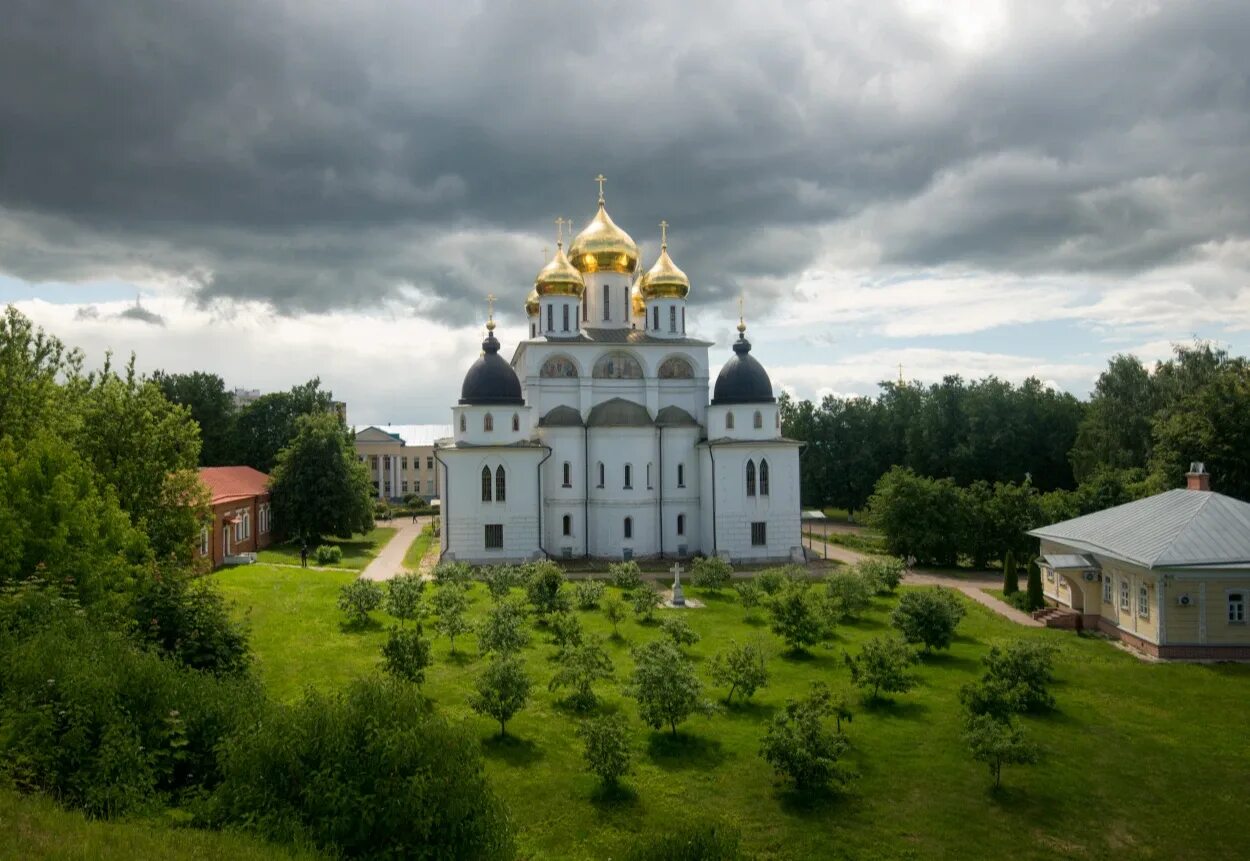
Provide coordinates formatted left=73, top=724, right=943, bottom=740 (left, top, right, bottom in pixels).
left=353, top=424, right=454, bottom=447
left=1041, top=553, right=1097, bottom=570
left=1029, top=489, right=1250, bottom=569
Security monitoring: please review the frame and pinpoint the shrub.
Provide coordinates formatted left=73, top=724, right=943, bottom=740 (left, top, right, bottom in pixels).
left=609, top=560, right=643, bottom=591
left=432, top=585, right=473, bottom=654
left=477, top=599, right=530, bottom=656
left=433, top=560, right=473, bottom=588
left=525, top=560, right=570, bottom=622
left=469, top=655, right=532, bottom=737
left=856, top=557, right=905, bottom=593
left=631, top=581, right=663, bottom=622
left=660, top=616, right=700, bottom=649
left=709, top=640, right=769, bottom=702
left=692, top=556, right=733, bottom=591
left=891, top=588, right=965, bottom=652
left=314, top=544, right=342, bottom=566
left=578, top=714, right=631, bottom=787
left=208, top=676, right=514, bottom=858
left=844, top=636, right=919, bottom=701
left=960, top=640, right=1058, bottom=718
left=132, top=568, right=251, bottom=675
left=386, top=573, right=426, bottom=626
left=381, top=626, right=433, bottom=685
left=1025, top=560, right=1045, bottom=611
left=1002, top=549, right=1019, bottom=596
left=548, top=637, right=614, bottom=710
left=549, top=610, right=585, bottom=654
left=963, top=713, right=1040, bottom=789
left=626, top=822, right=743, bottom=861
left=480, top=564, right=524, bottom=601
left=759, top=683, right=856, bottom=793
left=823, top=570, right=874, bottom=622
left=603, top=594, right=628, bottom=636
left=755, top=568, right=788, bottom=596
left=574, top=579, right=606, bottom=610
left=629, top=639, right=709, bottom=736
left=336, top=578, right=383, bottom=626
left=767, top=580, right=831, bottom=653
left=734, top=581, right=763, bottom=613
left=1005, top=591, right=1034, bottom=613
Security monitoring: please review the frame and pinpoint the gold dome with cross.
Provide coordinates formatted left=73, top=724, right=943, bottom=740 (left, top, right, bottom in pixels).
left=534, top=217, right=586, bottom=298
left=639, top=220, right=690, bottom=300
left=567, top=174, right=639, bottom=275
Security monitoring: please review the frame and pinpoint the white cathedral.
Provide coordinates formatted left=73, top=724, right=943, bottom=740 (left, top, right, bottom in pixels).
left=434, top=179, right=802, bottom=564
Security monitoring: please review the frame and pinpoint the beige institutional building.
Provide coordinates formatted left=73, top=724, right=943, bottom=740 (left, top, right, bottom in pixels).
left=353, top=424, right=452, bottom=502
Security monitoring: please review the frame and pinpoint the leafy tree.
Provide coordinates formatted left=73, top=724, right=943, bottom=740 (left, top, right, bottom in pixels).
left=692, top=556, right=733, bottom=590
left=961, top=640, right=1058, bottom=718
left=709, top=640, right=769, bottom=703
left=381, top=625, right=433, bottom=685
left=631, top=581, right=663, bottom=622
left=548, top=610, right=584, bottom=654
left=477, top=598, right=530, bottom=656
left=603, top=594, right=627, bottom=636
left=525, top=560, right=570, bottom=622
left=1150, top=359, right=1250, bottom=500
left=548, top=637, right=614, bottom=710
left=856, top=556, right=905, bottom=594
left=867, top=467, right=965, bottom=566
left=609, top=560, right=643, bottom=590
left=768, top=580, right=831, bottom=653
left=963, top=714, right=1040, bottom=789
left=479, top=564, right=523, bottom=600
left=629, top=639, right=709, bottom=736
left=1025, top=560, right=1045, bottom=611
left=469, top=654, right=532, bottom=737
left=386, top=573, right=426, bottom=626
left=132, top=567, right=251, bottom=675
left=269, top=412, right=373, bottom=544
left=337, top=578, right=383, bottom=626
left=734, top=580, right=763, bottom=614
left=578, top=714, right=632, bottom=787
left=151, top=370, right=237, bottom=466
left=844, top=636, right=919, bottom=701
left=759, top=683, right=855, bottom=792
left=233, top=378, right=336, bottom=473
left=1069, top=354, right=1155, bottom=482
left=0, top=306, right=83, bottom=443
left=891, top=588, right=965, bottom=652
left=432, top=584, right=472, bottom=654
left=660, top=616, right=700, bottom=649
left=824, top=570, right=874, bottom=622
left=1002, top=549, right=1018, bottom=596
left=755, top=568, right=788, bottom=596
left=830, top=689, right=854, bottom=732
left=435, top=560, right=474, bottom=588
left=574, top=578, right=606, bottom=610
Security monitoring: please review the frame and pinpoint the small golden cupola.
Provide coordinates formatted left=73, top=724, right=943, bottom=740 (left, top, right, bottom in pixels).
left=639, top=220, right=690, bottom=300
left=534, top=221, right=585, bottom=299
left=524, top=287, right=540, bottom=317
left=568, top=174, right=639, bottom=275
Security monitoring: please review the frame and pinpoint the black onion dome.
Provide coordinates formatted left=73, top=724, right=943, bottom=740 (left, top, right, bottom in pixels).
left=711, top=331, right=775, bottom=405
left=459, top=329, right=524, bottom=405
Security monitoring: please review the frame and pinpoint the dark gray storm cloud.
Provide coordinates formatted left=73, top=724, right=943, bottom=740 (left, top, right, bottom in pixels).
left=2, top=0, right=1249, bottom=322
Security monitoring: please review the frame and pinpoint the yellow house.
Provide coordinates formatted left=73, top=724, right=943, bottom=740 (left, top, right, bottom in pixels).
left=1029, top=464, right=1250, bottom=660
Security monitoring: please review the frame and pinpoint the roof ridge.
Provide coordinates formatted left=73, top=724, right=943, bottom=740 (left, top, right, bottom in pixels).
left=1149, top=491, right=1214, bottom=565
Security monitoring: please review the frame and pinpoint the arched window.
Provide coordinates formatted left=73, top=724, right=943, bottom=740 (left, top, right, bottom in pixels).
left=760, top=459, right=770, bottom=496
left=623, top=516, right=633, bottom=539
left=669, top=305, right=677, bottom=332
left=495, top=465, right=506, bottom=502
left=753, top=410, right=762, bottom=429
left=658, top=356, right=694, bottom=379
left=540, top=356, right=578, bottom=378
left=597, top=462, right=605, bottom=488
left=511, top=413, right=520, bottom=432
left=681, top=307, right=685, bottom=333
left=624, top=463, right=633, bottom=489
left=746, top=459, right=756, bottom=497
left=602, top=284, right=610, bottom=320
left=546, top=304, right=553, bottom=332
left=531, top=322, right=536, bottom=338
left=242, top=511, right=250, bottom=539
left=726, top=412, right=735, bottom=431
left=562, top=304, right=570, bottom=331
left=677, top=463, right=685, bottom=487
left=677, top=514, right=685, bottom=536
left=459, top=414, right=466, bottom=432
left=653, top=306, right=659, bottom=331
left=562, top=514, right=572, bottom=536
left=481, top=466, right=492, bottom=502
left=562, top=461, right=572, bottom=487
left=593, top=351, right=643, bottom=379
left=646, top=462, right=652, bottom=489
left=483, top=413, right=493, bottom=432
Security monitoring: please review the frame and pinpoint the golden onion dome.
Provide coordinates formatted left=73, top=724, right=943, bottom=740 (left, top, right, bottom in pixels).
left=534, top=243, right=585, bottom=298
left=568, top=199, right=639, bottom=275
left=639, top=235, right=690, bottom=301
left=630, top=281, right=646, bottom=317
left=524, top=287, right=540, bottom=316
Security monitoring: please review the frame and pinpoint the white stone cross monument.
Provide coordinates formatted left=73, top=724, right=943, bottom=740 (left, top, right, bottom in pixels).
left=670, top=562, right=685, bottom=606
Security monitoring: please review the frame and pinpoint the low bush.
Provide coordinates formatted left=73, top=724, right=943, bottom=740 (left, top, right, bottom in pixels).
left=132, top=567, right=251, bottom=675
left=314, top=545, right=343, bottom=566
left=692, top=556, right=733, bottom=591
left=609, top=560, right=643, bottom=591
left=823, top=570, right=874, bottom=622
left=755, top=568, right=788, bottom=596
left=855, top=557, right=906, bottom=593
left=207, top=676, right=515, bottom=859
left=381, top=626, right=433, bottom=685
left=891, top=588, right=966, bottom=653
left=574, top=579, right=606, bottom=610
left=433, top=560, right=473, bottom=588
left=337, top=579, right=383, bottom=626
left=479, top=564, right=524, bottom=600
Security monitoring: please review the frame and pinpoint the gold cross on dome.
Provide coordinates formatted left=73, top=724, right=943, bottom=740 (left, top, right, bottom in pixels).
left=486, top=293, right=497, bottom=329
left=660, top=220, right=669, bottom=248
left=555, top=216, right=565, bottom=246
left=595, top=173, right=606, bottom=202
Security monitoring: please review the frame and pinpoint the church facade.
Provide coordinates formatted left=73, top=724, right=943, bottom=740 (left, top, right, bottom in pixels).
left=435, top=181, right=802, bottom=564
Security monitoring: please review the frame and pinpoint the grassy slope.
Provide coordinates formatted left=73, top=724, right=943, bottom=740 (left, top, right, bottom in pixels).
left=255, top=526, right=395, bottom=570
left=0, top=789, right=318, bottom=861
left=216, top=565, right=1250, bottom=861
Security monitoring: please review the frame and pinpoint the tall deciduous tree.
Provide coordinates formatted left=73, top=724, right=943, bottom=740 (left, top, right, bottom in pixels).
left=152, top=370, right=238, bottom=466
left=269, top=412, right=373, bottom=543
left=470, top=655, right=532, bottom=737
left=234, top=378, right=335, bottom=472
left=1069, top=354, right=1155, bottom=482
left=0, top=305, right=83, bottom=442
left=629, top=639, right=708, bottom=736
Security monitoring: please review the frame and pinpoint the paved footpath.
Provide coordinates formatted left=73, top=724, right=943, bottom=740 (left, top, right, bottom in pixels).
left=360, top=517, right=433, bottom=582
left=807, top=536, right=1042, bottom=628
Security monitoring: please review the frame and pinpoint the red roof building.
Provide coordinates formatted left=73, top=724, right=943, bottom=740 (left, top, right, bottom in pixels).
left=198, top=467, right=273, bottom=568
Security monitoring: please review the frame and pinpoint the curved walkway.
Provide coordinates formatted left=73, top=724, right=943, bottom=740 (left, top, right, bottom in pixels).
left=360, top=516, right=434, bottom=582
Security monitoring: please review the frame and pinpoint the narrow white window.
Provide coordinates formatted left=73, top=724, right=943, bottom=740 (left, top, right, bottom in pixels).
left=1137, top=585, right=1149, bottom=619
left=1102, top=575, right=1112, bottom=603
left=1119, top=579, right=1130, bottom=611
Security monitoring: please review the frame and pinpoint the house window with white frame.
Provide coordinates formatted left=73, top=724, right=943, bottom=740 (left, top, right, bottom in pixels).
left=1137, top=584, right=1149, bottom=619
left=1119, top=578, right=1130, bottom=611
left=1229, top=592, right=1246, bottom=623
left=1103, top=574, right=1112, bottom=603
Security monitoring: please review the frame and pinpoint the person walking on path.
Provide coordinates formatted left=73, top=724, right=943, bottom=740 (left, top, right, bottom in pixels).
left=299, top=542, right=309, bottom=568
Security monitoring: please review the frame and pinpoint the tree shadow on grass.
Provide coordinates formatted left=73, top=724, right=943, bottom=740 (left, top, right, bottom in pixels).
left=860, top=697, right=929, bottom=719
left=719, top=699, right=777, bottom=722
left=919, top=650, right=980, bottom=672
left=742, top=615, right=767, bottom=627
left=776, top=783, right=855, bottom=818
left=481, top=733, right=544, bottom=767
left=444, top=650, right=476, bottom=667
left=646, top=732, right=726, bottom=771
left=338, top=617, right=384, bottom=635
left=589, top=781, right=640, bottom=810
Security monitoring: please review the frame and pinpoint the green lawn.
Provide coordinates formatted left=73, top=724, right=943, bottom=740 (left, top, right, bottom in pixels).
left=215, top=564, right=1250, bottom=861
left=0, top=788, right=318, bottom=861
left=804, top=528, right=889, bottom=556
left=255, top=526, right=396, bottom=570
left=401, top=524, right=435, bottom=571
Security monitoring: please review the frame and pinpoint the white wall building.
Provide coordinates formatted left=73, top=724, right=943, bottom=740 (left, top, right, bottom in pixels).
left=436, top=184, right=802, bottom=564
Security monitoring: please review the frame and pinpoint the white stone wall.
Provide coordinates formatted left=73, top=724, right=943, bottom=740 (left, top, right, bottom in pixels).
left=701, top=440, right=802, bottom=562
left=581, top=272, right=633, bottom=328
left=705, top=403, right=781, bottom=441
left=437, top=445, right=545, bottom=563
left=642, top=298, right=688, bottom=339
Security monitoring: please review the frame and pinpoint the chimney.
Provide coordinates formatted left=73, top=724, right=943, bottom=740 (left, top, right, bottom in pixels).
left=1185, top=461, right=1210, bottom=492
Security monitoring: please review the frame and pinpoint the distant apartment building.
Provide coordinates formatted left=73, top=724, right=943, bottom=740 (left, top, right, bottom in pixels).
left=353, top=424, right=453, bottom=502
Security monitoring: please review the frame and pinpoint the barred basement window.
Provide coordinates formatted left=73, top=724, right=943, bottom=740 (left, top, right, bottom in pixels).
left=485, top=524, right=503, bottom=549
left=751, top=522, right=767, bottom=546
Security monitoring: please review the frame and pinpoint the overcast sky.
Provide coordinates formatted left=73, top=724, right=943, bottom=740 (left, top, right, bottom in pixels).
left=2, top=0, right=1248, bottom=423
